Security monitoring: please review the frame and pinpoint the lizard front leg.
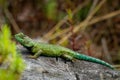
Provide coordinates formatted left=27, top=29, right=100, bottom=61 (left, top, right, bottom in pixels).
left=27, top=50, right=42, bottom=59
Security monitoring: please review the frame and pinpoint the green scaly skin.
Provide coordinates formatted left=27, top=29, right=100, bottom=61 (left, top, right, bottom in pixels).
left=15, top=33, right=114, bottom=69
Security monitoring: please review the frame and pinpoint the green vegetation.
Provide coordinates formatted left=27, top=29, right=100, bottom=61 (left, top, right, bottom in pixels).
left=0, top=24, right=25, bottom=80
left=44, top=0, right=57, bottom=20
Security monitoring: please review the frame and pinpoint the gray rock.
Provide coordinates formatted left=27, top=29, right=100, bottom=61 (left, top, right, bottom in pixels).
left=18, top=45, right=120, bottom=80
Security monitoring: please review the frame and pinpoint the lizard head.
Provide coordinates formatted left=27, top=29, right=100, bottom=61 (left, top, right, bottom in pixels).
left=15, top=32, right=34, bottom=48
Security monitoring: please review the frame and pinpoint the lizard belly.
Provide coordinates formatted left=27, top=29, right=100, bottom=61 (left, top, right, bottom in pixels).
left=32, top=44, right=63, bottom=57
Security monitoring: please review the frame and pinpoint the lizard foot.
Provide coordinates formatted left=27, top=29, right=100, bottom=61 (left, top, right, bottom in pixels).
left=72, top=59, right=77, bottom=62
left=26, top=55, right=38, bottom=59
left=70, top=59, right=77, bottom=67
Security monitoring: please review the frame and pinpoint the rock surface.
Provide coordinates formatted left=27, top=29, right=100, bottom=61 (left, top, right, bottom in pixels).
left=18, top=45, right=120, bottom=80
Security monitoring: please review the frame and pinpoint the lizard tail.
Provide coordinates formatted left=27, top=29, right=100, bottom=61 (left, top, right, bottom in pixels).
left=73, top=52, right=114, bottom=69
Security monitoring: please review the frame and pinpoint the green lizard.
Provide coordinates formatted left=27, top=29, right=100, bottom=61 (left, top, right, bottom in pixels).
left=15, top=33, right=114, bottom=69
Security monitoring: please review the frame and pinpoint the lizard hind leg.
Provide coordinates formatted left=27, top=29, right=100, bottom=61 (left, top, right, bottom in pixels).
left=62, top=54, right=76, bottom=67
left=62, top=54, right=74, bottom=63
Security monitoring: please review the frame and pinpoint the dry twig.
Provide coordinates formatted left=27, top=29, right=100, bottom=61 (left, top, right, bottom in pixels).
left=43, top=1, right=89, bottom=39
left=101, top=38, right=113, bottom=63
left=58, top=0, right=106, bottom=44
left=48, top=9, right=120, bottom=42
left=4, top=8, right=20, bottom=33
